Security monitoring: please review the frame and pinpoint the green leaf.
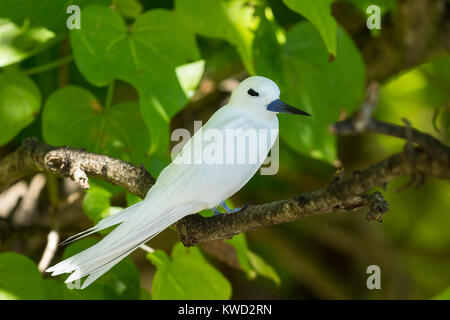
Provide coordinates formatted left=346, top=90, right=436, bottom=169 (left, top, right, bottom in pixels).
left=442, top=108, right=450, bottom=139
left=432, top=286, right=450, bottom=300
left=256, top=21, right=365, bottom=163
left=247, top=250, right=281, bottom=286
left=42, top=85, right=150, bottom=164
left=140, top=288, right=152, bottom=300
left=176, top=0, right=259, bottom=74
left=42, top=279, right=85, bottom=300
left=81, top=185, right=124, bottom=235
left=226, top=234, right=280, bottom=285
left=253, top=6, right=285, bottom=83
left=283, top=0, right=337, bottom=56
left=0, top=69, right=41, bottom=146
left=62, top=238, right=141, bottom=299
left=101, top=206, right=123, bottom=220
left=0, top=0, right=111, bottom=33
left=176, top=60, right=206, bottom=99
left=126, top=192, right=142, bottom=206
left=0, top=18, right=57, bottom=67
left=225, top=234, right=256, bottom=279
left=0, top=253, right=44, bottom=299
left=70, top=5, right=203, bottom=154
left=82, top=185, right=112, bottom=223
left=113, top=0, right=143, bottom=19
left=147, top=242, right=232, bottom=299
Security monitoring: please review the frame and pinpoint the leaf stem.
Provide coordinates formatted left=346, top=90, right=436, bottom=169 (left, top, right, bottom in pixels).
left=23, top=55, right=74, bottom=76
left=105, top=80, right=115, bottom=110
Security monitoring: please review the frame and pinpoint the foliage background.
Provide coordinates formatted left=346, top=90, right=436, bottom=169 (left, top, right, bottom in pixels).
left=0, top=0, right=449, bottom=299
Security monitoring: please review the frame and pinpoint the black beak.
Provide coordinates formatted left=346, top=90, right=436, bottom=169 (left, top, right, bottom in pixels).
left=267, top=99, right=311, bottom=116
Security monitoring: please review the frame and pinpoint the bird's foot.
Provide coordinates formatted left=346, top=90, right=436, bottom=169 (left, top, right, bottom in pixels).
left=213, top=201, right=242, bottom=216
left=221, top=200, right=242, bottom=214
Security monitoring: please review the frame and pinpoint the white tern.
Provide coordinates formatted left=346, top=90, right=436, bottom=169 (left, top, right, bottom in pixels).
left=46, top=76, right=310, bottom=288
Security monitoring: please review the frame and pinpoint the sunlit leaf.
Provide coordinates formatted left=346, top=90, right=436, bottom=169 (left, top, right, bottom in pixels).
left=176, top=60, right=206, bottom=99
left=247, top=250, right=281, bottom=286
left=82, top=185, right=112, bottom=223
left=0, top=0, right=111, bottom=33
left=0, top=69, right=40, bottom=146
left=42, top=86, right=149, bottom=164
left=0, top=18, right=56, bottom=67
left=432, top=286, right=450, bottom=300
left=226, top=233, right=280, bottom=285
left=176, top=0, right=259, bottom=74
left=225, top=234, right=256, bottom=278
left=70, top=5, right=202, bottom=154
left=283, top=0, right=337, bottom=56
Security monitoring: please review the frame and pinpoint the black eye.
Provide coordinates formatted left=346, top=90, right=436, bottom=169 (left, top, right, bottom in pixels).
left=247, top=88, right=259, bottom=97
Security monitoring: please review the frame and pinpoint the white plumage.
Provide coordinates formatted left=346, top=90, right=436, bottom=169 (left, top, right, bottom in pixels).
left=46, top=76, right=309, bottom=288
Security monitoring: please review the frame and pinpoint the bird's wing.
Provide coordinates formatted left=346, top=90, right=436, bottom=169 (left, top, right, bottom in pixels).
left=146, top=105, right=272, bottom=209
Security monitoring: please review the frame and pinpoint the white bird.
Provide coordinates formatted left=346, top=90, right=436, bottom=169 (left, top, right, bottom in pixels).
left=46, top=76, right=310, bottom=288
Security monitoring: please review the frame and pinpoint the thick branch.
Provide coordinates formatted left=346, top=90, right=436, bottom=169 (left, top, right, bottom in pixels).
left=0, top=138, right=154, bottom=198
left=1, top=114, right=449, bottom=247
left=176, top=149, right=449, bottom=246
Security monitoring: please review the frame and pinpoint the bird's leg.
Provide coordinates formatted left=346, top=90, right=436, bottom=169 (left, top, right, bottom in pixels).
left=213, top=201, right=242, bottom=216
left=221, top=200, right=242, bottom=214
left=213, top=207, right=222, bottom=216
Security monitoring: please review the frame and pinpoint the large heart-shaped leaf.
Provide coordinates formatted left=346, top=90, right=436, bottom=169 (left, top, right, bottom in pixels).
left=70, top=5, right=203, bottom=154
left=42, top=85, right=149, bottom=164
left=0, top=69, right=41, bottom=146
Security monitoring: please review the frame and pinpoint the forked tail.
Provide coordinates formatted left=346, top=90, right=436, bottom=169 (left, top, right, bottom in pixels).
left=46, top=201, right=201, bottom=289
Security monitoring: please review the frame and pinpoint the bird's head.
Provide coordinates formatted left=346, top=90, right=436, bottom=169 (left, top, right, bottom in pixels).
left=228, top=76, right=311, bottom=117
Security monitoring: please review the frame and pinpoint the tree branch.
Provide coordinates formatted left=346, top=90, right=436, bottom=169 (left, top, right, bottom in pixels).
left=0, top=138, right=154, bottom=198
left=1, top=86, right=449, bottom=247
left=176, top=148, right=448, bottom=246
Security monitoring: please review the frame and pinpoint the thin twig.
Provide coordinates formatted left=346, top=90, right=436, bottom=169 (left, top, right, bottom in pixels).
left=0, top=138, right=155, bottom=198
left=38, top=230, right=60, bottom=273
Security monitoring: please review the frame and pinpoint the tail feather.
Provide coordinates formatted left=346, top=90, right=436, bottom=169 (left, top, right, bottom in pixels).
left=46, top=201, right=202, bottom=288
left=59, top=202, right=142, bottom=246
